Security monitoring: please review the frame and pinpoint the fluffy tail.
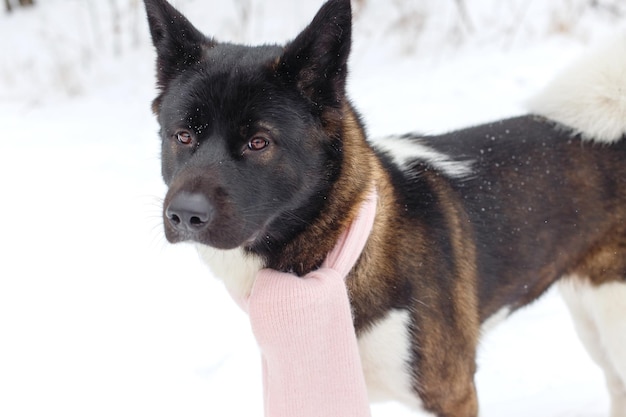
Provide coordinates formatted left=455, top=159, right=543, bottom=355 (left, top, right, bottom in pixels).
left=527, top=32, right=626, bottom=144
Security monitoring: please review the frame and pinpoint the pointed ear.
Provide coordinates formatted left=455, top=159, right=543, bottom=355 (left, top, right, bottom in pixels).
left=276, top=0, right=352, bottom=113
left=143, top=0, right=214, bottom=92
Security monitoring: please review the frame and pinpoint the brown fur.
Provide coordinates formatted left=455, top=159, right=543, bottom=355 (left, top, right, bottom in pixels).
left=572, top=226, right=626, bottom=285
left=281, top=102, right=484, bottom=416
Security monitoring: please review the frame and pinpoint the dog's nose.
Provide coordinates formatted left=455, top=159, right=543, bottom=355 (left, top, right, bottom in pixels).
left=165, top=192, right=213, bottom=233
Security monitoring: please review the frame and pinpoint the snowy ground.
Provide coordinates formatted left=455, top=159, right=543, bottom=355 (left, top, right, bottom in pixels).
left=0, top=1, right=621, bottom=416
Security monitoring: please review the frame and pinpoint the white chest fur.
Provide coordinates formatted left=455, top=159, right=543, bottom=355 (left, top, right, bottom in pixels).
left=195, top=244, right=264, bottom=300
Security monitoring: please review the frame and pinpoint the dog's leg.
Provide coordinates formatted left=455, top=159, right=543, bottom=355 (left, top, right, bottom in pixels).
left=559, top=278, right=626, bottom=417
left=586, top=281, right=626, bottom=417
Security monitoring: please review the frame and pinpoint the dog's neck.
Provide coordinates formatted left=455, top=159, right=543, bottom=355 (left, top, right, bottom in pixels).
left=196, top=185, right=378, bottom=305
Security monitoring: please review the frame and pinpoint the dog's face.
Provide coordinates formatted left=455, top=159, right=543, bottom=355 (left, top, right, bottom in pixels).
left=156, top=44, right=328, bottom=250
left=144, top=0, right=352, bottom=251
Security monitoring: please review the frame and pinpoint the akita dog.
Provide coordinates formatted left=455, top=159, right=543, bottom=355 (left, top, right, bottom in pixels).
left=143, top=0, right=626, bottom=415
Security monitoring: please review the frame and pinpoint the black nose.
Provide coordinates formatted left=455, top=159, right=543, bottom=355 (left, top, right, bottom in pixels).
left=165, top=192, right=213, bottom=233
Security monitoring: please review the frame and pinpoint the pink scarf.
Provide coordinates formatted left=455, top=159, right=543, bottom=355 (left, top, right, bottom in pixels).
left=242, top=188, right=377, bottom=417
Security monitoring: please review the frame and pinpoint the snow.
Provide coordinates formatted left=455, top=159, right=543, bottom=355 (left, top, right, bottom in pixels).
left=0, top=1, right=621, bottom=416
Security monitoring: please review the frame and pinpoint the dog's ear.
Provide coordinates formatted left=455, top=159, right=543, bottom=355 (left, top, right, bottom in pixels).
left=143, top=0, right=214, bottom=93
left=276, top=0, right=352, bottom=113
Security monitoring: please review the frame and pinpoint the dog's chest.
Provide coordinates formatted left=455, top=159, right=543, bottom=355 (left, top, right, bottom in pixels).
left=195, top=244, right=263, bottom=303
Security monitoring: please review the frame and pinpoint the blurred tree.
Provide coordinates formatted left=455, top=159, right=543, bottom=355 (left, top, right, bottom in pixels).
left=454, top=0, right=474, bottom=33
left=5, top=0, right=35, bottom=13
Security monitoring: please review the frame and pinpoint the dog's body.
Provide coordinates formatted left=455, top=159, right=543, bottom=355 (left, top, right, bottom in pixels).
left=144, top=0, right=626, bottom=416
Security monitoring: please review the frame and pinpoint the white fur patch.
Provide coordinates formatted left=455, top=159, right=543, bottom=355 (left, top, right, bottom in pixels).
left=358, top=309, right=427, bottom=411
left=559, top=277, right=626, bottom=417
left=528, top=32, right=626, bottom=144
left=480, top=307, right=511, bottom=336
left=195, top=244, right=264, bottom=300
left=370, top=135, right=474, bottom=179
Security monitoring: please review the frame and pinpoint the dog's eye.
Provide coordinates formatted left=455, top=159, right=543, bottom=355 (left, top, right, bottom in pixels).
left=248, top=135, right=269, bottom=151
left=175, top=131, right=194, bottom=146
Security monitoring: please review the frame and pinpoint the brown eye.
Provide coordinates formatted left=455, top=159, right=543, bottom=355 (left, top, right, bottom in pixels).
left=248, top=136, right=269, bottom=151
left=175, top=131, right=193, bottom=145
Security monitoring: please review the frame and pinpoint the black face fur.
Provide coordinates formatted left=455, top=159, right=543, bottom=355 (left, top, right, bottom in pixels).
left=144, top=0, right=353, bottom=252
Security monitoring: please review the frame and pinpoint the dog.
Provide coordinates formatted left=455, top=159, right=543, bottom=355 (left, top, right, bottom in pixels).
left=143, top=0, right=626, bottom=416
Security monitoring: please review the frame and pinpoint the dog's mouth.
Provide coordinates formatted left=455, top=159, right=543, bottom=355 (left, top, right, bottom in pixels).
left=163, top=217, right=261, bottom=250
left=163, top=215, right=262, bottom=250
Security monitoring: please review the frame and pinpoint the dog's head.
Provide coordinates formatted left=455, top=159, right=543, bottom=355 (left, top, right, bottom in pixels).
left=144, top=0, right=353, bottom=251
